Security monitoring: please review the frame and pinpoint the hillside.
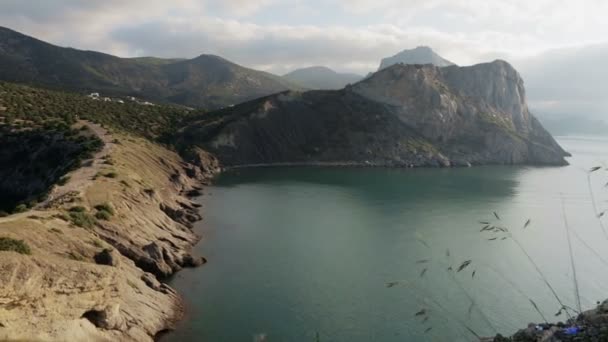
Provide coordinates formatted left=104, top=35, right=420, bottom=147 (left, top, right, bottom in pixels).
left=0, top=26, right=298, bottom=109
left=177, top=60, right=568, bottom=167
left=379, top=46, right=455, bottom=70
left=0, top=79, right=220, bottom=341
left=283, top=66, right=362, bottom=89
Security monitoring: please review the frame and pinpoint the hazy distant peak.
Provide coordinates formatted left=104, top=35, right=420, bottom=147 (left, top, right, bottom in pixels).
left=379, top=47, right=455, bottom=70
left=283, top=66, right=363, bottom=90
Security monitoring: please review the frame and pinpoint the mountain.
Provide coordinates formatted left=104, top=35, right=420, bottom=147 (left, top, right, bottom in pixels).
left=283, top=66, right=362, bottom=90
left=379, top=46, right=455, bottom=70
left=177, top=60, right=568, bottom=167
left=0, top=26, right=297, bottom=109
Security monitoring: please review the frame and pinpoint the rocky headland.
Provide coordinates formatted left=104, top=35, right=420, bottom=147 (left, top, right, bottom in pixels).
left=177, top=60, right=569, bottom=168
left=0, top=123, right=219, bottom=341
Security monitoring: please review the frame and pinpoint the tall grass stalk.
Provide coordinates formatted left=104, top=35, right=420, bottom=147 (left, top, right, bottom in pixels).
left=477, top=262, right=548, bottom=324
left=561, top=195, right=582, bottom=314
left=505, top=230, right=572, bottom=320
left=571, top=230, right=608, bottom=269
left=442, top=250, right=497, bottom=334
left=587, top=172, right=608, bottom=241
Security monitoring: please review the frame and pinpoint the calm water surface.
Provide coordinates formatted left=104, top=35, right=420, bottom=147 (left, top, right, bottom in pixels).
left=165, top=136, right=608, bottom=341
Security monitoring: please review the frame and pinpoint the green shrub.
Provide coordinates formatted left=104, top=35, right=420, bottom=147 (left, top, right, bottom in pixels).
left=69, top=206, right=86, bottom=213
left=94, top=203, right=115, bottom=215
left=95, top=210, right=112, bottom=220
left=69, top=211, right=97, bottom=229
left=13, top=204, right=28, bottom=213
left=0, top=237, right=32, bottom=255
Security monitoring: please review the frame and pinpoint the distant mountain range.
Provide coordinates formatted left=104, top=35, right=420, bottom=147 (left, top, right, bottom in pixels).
left=282, top=66, right=362, bottom=90
left=0, top=26, right=298, bottom=109
left=379, top=46, right=455, bottom=70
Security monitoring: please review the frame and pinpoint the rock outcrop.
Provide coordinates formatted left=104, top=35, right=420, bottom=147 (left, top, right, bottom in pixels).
left=178, top=60, right=569, bottom=168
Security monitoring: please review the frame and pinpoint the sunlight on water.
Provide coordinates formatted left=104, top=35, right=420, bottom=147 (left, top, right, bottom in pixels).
left=165, top=136, right=608, bottom=342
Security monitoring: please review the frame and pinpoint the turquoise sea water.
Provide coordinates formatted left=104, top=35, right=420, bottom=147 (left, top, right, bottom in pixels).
left=165, top=136, right=608, bottom=341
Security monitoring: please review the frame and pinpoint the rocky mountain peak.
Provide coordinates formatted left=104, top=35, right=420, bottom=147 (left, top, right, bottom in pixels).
left=379, top=46, right=456, bottom=70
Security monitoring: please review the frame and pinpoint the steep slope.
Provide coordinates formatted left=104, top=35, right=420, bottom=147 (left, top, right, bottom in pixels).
left=379, top=46, right=455, bottom=70
left=177, top=60, right=568, bottom=167
left=283, top=66, right=362, bottom=89
left=0, top=26, right=296, bottom=109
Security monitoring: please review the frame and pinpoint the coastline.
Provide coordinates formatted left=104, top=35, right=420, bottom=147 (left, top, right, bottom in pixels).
left=0, top=128, right=220, bottom=342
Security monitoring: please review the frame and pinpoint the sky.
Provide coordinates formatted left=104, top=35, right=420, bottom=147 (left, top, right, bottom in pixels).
left=1, top=0, right=608, bottom=119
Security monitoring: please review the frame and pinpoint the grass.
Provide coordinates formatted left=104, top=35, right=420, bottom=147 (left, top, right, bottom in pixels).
left=13, top=204, right=28, bottom=213
left=50, top=228, right=63, bottom=234
left=0, top=237, right=32, bottom=255
left=69, top=211, right=97, bottom=229
left=67, top=251, right=85, bottom=261
left=95, top=210, right=112, bottom=220
left=94, top=202, right=115, bottom=221
left=94, top=203, right=115, bottom=215
left=90, top=239, right=103, bottom=248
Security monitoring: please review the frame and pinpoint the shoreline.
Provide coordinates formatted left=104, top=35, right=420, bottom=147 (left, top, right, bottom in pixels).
left=0, top=131, right=220, bottom=341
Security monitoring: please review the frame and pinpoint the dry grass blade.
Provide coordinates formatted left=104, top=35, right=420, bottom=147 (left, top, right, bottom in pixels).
left=561, top=195, right=582, bottom=314
left=529, top=299, right=548, bottom=324
left=457, top=260, right=472, bottom=272
left=590, top=166, right=602, bottom=173
left=424, top=327, right=432, bottom=334
left=386, top=281, right=399, bottom=288
left=524, top=219, right=531, bottom=229
left=488, top=237, right=497, bottom=241
left=415, top=309, right=426, bottom=317
left=494, top=212, right=501, bottom=220
left=472, top=270, right=476, bottom=278
left=586, top=172, right=608, bottom=241
left=420, top=268, right=427, bottom=277
left=416, top=259, right=429, bottom=264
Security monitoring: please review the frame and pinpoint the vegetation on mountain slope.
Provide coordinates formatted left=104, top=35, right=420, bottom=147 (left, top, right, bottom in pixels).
left=0, top=26, right=299, bottom=110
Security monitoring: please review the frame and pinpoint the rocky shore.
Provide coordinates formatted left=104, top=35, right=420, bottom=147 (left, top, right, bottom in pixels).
left=0, top=125, right=220, bottom=341
left=490, top=300, right=608, bottom=341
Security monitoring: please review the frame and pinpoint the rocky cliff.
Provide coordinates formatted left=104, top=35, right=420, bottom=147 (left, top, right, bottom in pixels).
left=177, top=60, right=569, bottom=168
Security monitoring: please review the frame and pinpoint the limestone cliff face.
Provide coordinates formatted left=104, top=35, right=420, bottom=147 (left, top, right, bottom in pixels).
left=179, top=60, right=569, bottom=167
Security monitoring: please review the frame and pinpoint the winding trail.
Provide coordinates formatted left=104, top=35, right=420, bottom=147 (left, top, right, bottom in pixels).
left=37, top=120, right=114, bottom=209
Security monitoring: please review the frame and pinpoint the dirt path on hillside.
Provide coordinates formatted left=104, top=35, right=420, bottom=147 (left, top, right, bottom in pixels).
left=36, top=120, right=114, bottom=209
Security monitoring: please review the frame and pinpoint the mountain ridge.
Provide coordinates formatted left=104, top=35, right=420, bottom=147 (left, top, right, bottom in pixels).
left=0, top=26, right=299, bottom=109
left=177, top=60, right=568, bottom=167
left=283, top=66, right=362, bottom=90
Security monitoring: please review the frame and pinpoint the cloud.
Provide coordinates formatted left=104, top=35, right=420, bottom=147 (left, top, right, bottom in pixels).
left=1, top=0, right=608, bottom=118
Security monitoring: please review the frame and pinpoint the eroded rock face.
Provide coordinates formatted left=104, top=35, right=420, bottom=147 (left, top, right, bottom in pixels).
left=0, top=133, right=219, bottom=342
left=179, top=60, right=568, bottom=167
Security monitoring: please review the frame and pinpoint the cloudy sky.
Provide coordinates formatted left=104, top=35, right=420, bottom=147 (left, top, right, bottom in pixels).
left=1, top=0, right=608, bottom=119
